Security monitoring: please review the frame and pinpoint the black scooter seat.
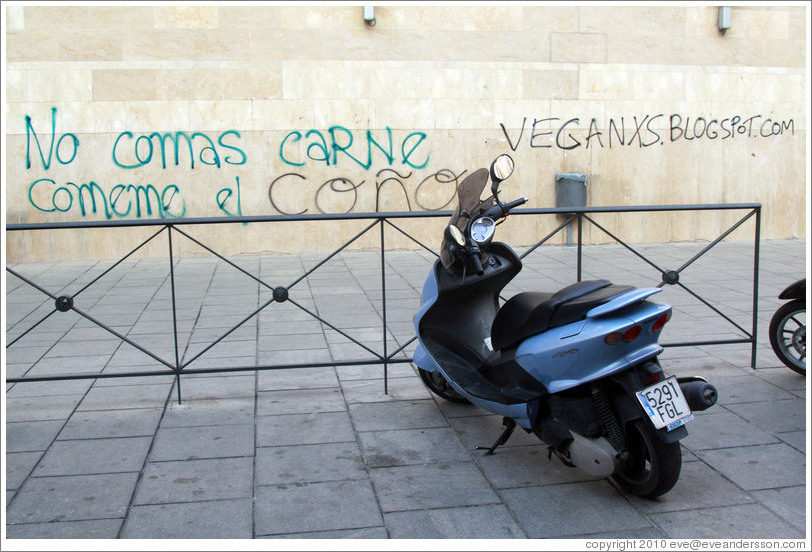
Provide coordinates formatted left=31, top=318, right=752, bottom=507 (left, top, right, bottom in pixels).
left=491, top=280, right=633, bottom=351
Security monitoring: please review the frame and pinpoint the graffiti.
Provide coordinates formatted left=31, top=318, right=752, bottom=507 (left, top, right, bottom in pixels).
left=376, top=169, right=411, bottom=211
left=20, top=106, right=799, bottom=222
left=668, top=114, right=795, bottom=141
left=279, top=126, right=430, bottom=170
left=112, top=129, right=246, bottom=169
left=25, top=107, right=247, bottom=171
left=216, top=176, right=242, bottom=217
left=22, top=107, right=247, bottom=220
left=28, top=178, right=186, bottom=219
left=25, top=107, right=80, bottom=169
left=379, top=168, right=464, bottom=212
left=268, top=168, right=466, bottom=215
left=500, top=114, right=796, bottom=151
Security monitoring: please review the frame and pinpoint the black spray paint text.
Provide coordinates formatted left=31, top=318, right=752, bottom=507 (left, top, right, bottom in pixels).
left=501, top=114, right=795, bottom=151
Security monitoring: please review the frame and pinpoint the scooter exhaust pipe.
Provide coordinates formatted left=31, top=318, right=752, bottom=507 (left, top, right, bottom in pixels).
left=678, top=378, right=718, bottom=411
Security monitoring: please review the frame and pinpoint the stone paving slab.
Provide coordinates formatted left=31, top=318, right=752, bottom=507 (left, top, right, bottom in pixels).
left=32, top=437, right=153, bottom=476
left=384, top=504, right=527, bottom=539
left=695, top=443, right=807, bottom=491
left=501, top=481, right=655, bottom=538
left=3, top=239, right=809, bottom=541
left=254, top=479, right=383, bottom=536
left=132, top=457, right=254, bottom=505
left=370, top=462, right=501, bottom=513
left=6, top=473, right=140, bottom=525
left=121, top=498, right=254, bottom=539
left=648, top=503, right=804, bottom=539
left=256, top=442, right=368, bottom=486
left=149, top=423, right=255, bottom=461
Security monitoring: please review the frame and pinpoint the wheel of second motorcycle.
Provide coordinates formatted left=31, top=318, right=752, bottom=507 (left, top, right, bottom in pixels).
left=417, top=368, right=471, bottom=404
left=769, top=299, right=806, bottom=376
left=610, top=419, right=682, bottom=498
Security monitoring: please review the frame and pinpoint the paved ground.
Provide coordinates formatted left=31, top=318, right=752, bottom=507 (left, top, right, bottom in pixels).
left=3, top=237, right=808, bottom=541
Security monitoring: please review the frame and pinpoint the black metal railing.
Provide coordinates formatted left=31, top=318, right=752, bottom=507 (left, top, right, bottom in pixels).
left=5, top=203, right=761, bottom=401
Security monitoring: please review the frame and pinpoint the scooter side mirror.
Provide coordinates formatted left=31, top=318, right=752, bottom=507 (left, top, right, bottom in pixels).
left=490, top=154, right=514, bottom=197
left=445, top=225, right=465, bottom=247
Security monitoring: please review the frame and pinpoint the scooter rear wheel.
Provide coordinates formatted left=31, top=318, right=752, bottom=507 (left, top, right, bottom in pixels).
left=417, top=368, right=471, bottom=404
left=611, top=419, right=681, bottom=498
left=769, top=300, right=806, bottom=375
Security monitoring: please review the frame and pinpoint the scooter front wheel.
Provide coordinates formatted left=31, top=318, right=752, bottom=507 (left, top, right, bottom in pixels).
left=417, top=368, right=471, bottom=404
left=611, top=419, right=681, bottom=498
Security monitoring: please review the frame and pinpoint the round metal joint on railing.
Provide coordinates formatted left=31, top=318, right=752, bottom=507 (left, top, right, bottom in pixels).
left=272, top=286, right=289, bottom=302
left=662, top=270, right=680, bottom=285
left=55, top=295, right=74, bottom=312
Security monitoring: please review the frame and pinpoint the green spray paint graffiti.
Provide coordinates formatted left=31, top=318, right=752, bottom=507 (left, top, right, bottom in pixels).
left=25, top=107, right=79, bottom=169
left=23, top=107, right=251, bottom=219
left=21, top=108, right=441, bottom=220
left=279, top=126, right=429, bottom=170
left=112, top=130, right=246, bottom=169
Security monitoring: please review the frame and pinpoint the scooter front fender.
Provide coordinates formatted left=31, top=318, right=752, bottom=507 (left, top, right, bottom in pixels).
left=778, top=278, right=806, bottom=300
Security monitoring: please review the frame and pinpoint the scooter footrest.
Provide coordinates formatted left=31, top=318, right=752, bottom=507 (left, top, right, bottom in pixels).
left=500, top=383, right=541, bottom=401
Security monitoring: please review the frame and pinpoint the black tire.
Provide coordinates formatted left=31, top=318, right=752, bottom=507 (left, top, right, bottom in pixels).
left=417, top=368, right=471, bottom=404
left=611, top=419, right=682, bottom=498
left=769, top=300, right=806, bottom=375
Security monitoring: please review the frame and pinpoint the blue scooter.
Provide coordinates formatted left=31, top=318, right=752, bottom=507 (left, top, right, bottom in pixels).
left=413, top=155, right=718, bottom=498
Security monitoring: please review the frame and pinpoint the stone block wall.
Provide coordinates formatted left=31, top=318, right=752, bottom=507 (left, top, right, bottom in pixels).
left=4, top=5, right=807, bottom=261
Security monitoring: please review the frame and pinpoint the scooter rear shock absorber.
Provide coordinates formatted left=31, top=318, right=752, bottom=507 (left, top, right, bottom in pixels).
left=592, top=385, right=627, bottom=453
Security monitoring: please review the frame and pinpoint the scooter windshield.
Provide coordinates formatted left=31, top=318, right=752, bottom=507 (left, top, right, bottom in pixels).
left=441, top=168, right=495, bottom=271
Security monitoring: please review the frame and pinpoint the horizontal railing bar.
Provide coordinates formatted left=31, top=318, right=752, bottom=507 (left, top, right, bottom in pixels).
left=6, top=357, right=415, bottom=383
left=661, top=338, right=753, bottom=348
left=6, top=203, right=762, bottom=231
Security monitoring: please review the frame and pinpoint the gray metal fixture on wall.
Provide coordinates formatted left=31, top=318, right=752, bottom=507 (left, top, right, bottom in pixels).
left=718, top=6, right=732, bottom=34
left=364, top=5, right=376, bottom=26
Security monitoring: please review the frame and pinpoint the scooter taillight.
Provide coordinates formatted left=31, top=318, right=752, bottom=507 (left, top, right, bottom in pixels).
left=652, top=312, right=672, bottom=332
left=623, top=326, right=642, bottom=341
left=605, top=325, right=642, bottom=345
left=643, top=373, right=662, bottom=385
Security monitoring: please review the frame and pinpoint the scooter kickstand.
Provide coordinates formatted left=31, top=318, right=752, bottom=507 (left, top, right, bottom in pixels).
left=476, top=417, right=517, bottom=455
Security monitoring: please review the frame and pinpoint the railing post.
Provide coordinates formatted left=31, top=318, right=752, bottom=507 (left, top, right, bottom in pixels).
left=751, top=206, right=761, bottom=369
left=379, top=218, right=389, bottom=394
left=576, top=211, right=583, bottom=282
left=167, top=224, right=183, bottom=403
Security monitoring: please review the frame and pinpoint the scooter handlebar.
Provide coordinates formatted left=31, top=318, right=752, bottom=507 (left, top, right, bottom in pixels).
left=484, top=197, right=528, bottom=220
left=506, top=197, right=528, bottom=211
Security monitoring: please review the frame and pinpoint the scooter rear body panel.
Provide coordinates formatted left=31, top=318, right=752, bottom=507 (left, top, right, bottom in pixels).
left=515, top=299, right=670, bottom=393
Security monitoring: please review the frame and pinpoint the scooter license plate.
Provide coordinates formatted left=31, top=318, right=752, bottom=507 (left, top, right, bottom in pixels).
left=635, top=377, right=694, bottom=431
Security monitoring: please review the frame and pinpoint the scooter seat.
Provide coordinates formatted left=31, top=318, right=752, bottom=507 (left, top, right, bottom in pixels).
left=491, top=280, right=633, bottom=351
